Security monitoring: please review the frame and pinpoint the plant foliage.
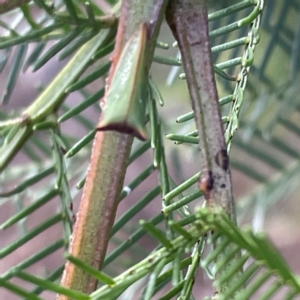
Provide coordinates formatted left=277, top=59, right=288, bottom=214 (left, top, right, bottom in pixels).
left=1, top=0, right=300, bottom=299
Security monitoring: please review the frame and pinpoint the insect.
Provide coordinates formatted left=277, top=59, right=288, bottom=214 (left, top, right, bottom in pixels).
left=198, top=169, right=214, bottom=200
left=97, top=23, right=148, bottom=141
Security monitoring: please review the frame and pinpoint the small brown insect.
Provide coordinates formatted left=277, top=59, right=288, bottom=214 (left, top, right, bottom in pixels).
left=215, top=149, right=229, bottom=171
left=198, top=170, right=214, bottom=200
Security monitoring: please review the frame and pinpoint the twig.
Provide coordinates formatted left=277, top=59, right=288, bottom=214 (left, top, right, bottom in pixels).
left=166, top=0, right=236, bottom=220
left=58, top=0, right=169, bottom=297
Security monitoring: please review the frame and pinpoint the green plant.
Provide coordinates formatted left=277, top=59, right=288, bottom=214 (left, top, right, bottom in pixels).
left=1, top=0, right=300, bottom=299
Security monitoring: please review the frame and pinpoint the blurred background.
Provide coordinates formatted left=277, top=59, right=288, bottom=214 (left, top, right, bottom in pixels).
left=1, top=1, right=300, bottom=299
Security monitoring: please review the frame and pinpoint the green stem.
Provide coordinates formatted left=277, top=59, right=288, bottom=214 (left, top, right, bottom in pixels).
left=58, top=132, right=133, bottom=296
left=58, top=0, right=169, bottom=297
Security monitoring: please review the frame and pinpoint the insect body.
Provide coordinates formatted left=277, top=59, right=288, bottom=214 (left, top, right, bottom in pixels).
left=97, top=23, right=148, bottom=141
left=198, top=169, right=214, bottom=200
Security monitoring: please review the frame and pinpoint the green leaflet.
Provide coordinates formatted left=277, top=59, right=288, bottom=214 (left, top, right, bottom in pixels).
left=0, top=28, right=115, bottom=171
left=97, top=23, right=148, bottom=141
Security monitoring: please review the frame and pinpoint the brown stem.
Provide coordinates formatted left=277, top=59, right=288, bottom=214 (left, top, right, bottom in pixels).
left=166, top=0, right=236, bottom=220
left=58, top=132, right=133, bottom=298
left=166, top=1, right=242, bottom=296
